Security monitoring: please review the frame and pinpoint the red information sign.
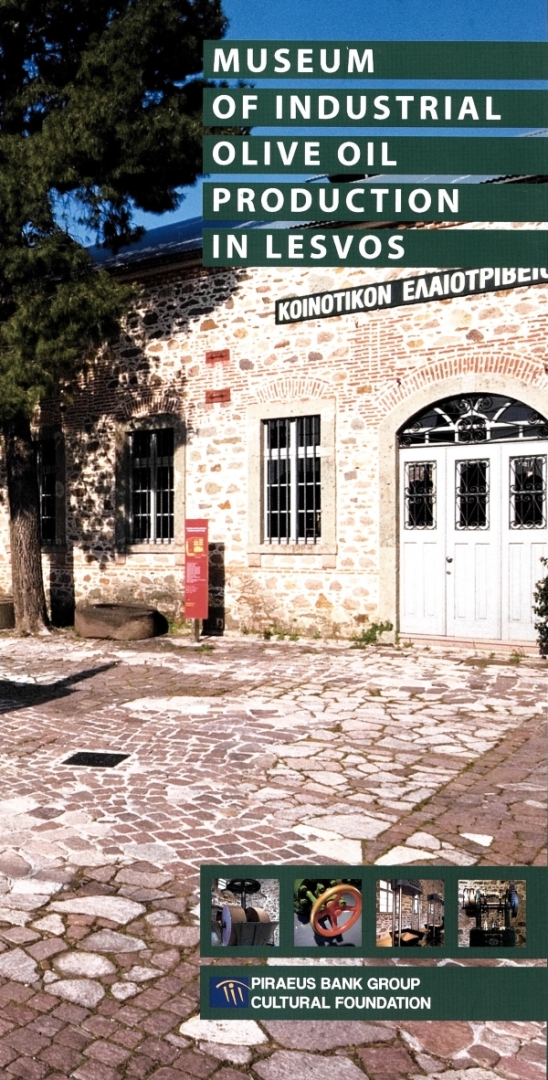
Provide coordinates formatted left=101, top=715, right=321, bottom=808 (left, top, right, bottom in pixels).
left=184, top=520, right=209, bottom=620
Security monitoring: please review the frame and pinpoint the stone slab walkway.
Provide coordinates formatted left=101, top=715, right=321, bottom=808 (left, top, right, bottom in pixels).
left=0, top=631, right=543, bottom=1078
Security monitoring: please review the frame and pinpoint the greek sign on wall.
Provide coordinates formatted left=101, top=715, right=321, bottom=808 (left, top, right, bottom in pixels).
left=275, top=266, right=548, bottom=324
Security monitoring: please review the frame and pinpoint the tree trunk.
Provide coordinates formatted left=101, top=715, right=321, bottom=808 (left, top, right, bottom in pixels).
left=3, top=417, right=49, bottom=633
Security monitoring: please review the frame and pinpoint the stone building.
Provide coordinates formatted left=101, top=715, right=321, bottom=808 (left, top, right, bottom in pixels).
left=2, top=216, right=547, bottom=643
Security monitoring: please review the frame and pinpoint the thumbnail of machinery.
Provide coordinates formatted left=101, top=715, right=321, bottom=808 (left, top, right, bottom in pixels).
left=212, top=878, right=279, bottom=946
left=377, top=879, right=444, bottom=947
left=425, top=892, right=445, bottom=945
left=294, top=877, right=362, bottom=947
left=389, top=878, right=425, bottom=946
left=462, top=881, right=519, bottom=947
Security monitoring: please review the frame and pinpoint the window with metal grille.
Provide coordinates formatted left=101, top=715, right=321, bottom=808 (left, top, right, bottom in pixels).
left=510, top=456, right=546, bottom=529
left=404, top=462, right=436, bottom=529
left=264, top=416, right=321, bottom=544
left=456, top=459, right=489, bottom=530
left=38, top=440, right=57, bottom=543
left=399, top=393, right=548, bottom=447
left=130, top=429, right=174, bottom=543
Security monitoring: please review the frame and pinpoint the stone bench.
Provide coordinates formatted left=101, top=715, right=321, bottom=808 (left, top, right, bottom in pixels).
left=0, top=597, right=14, bottom=630
left=75, top=603, right=168, bottom=641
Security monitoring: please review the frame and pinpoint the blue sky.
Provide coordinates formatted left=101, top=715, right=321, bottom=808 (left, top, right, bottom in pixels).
left=133, top=0, right=547, bottom=231
left=222, top=0, right=547, bottom=42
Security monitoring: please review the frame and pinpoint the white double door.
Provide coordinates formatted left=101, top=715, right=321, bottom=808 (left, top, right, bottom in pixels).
left=399, top=442, right=548, bottom=640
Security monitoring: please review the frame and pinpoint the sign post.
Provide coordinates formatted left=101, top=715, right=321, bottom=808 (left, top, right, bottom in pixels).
left=184, top=520, right=209, bottom=641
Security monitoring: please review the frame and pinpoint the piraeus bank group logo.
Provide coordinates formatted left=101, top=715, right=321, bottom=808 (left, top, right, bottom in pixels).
left=210, top=976, right=250, bottom=1008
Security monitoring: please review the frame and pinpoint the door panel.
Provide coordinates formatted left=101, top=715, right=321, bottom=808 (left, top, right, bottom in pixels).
left=452, top=543, right=469, bottom=621
left=504, top=539, right=546, bottom=639
left=402, top=540, right=440, bottom=622
left=399, top=449, right=445, bottom=634
left=445, top=447, right=501, bottom=638
left=501, top=445, right=548, bottom=640
left=474, top=544, right=489, bottom=621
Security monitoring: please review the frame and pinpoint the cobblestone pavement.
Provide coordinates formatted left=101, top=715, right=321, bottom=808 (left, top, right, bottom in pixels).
left=0, top=632, right=543, bottom=1079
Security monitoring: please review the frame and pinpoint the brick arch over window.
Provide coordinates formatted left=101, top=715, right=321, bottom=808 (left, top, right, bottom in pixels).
left=255, top=376, right=333, bottom=404
left=376, top=365, right=548, bottom=630
left=115, top=390, right=183, bottom=422
left=376, top=351, right=547, bottom=422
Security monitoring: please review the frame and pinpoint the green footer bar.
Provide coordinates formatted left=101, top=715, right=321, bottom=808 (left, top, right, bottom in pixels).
left=201, top=966, right=547, bottom=1021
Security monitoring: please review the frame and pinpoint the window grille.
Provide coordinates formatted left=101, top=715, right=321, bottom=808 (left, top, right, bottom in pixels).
left=510, top=456, right=546, bottom=529
left=264, top=416, right=321, bottom=544
left=399, top=394, right=548, bottom=447
left=456, top=459, right=489, bottom=530
left=38, top=440, right=57, bottom=543
left=130, top=429, right=174, bottom=543
left=404, top=462, right=436, bottom=529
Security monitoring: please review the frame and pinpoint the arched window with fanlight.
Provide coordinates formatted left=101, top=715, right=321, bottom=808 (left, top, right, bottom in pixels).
left=399, top=394, right=548, bottom=447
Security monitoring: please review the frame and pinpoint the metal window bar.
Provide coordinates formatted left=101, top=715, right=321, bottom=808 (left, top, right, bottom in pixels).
left=264, top=416, right=321, bottom=544
left=399, top=394, right=548, bottom=448
left=456, top=459, right=489, bottom=530
left=155, top=429, right=174, bottom=541
left=265, top=417, right=291, bottom=543
left=38, top=440, right=56, bottom=543
left=130, top=430, right=174, bottom=543
left=297, top=416, right=321, bottom=542
left=404, top=462, right=436, bottom=529
left=510, top=455, right=546, bottom=529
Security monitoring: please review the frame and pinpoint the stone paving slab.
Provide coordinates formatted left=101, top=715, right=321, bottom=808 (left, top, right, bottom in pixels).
left=0, top=632, right=542, bottom=1077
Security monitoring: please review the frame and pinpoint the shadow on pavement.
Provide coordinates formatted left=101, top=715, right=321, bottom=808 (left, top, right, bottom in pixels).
left=0, top=662, right=119, bottom=712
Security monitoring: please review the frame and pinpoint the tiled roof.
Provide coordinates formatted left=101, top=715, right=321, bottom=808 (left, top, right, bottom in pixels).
left=88, top=216, right=204, bottom=267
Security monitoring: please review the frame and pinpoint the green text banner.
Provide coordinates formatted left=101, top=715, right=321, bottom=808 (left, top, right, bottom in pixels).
left=203, top=41, right=548, bottom=80
left=204, top=181, right=548, bottom=222
left=203, top=227, right=548, bottom=267
left=201, top=966, right=548, bottom=1021
left=204, top=135, right=548, bottom=175
left=204, top=89, right=548, bottom=129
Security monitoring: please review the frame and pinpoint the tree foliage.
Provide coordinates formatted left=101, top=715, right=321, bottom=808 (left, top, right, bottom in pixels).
left=0, top=0, right=226, bottom=421
left=0, top=0, right=226, bottom=631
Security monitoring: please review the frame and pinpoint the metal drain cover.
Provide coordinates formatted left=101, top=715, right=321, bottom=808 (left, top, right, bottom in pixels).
left=62, top=752, right=129, bottom=768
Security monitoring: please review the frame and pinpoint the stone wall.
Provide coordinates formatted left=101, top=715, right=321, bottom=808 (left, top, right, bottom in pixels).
left=0, top=258, right=544, bottom=630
